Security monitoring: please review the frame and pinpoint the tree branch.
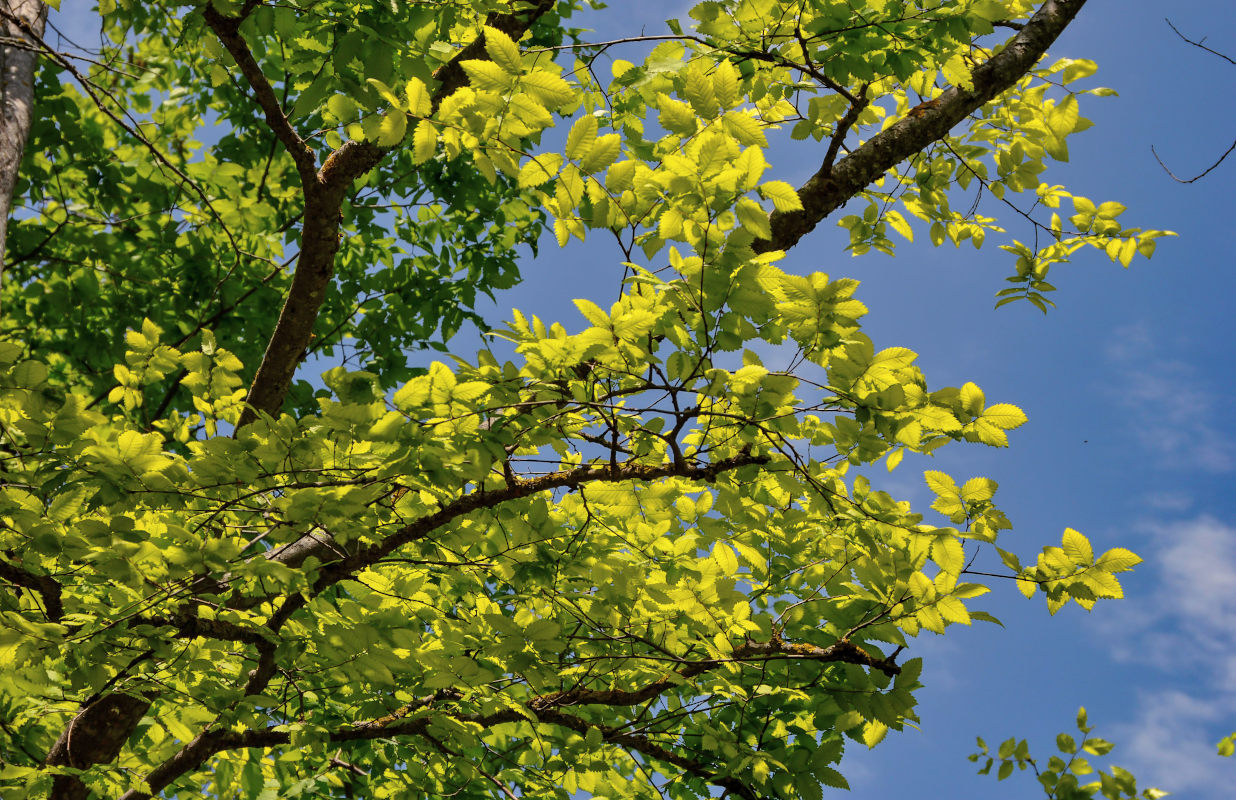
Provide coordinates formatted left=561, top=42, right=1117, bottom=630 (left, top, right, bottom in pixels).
left=138, top=612, right=273, bottom=646
left=1150, top=18, right=1236, bottom=183
left=527, top=636, right=900, bottom=715
left=201, top=5, right=317, bottom=187
left=302, top=450, right=770, bottom=583
left=44, top=692, right=155, bottom=800
left=755, top=0, right=1088, bottom=253
left=125, top=686, right=763, bottom=800
left=1164, top=17, right=1236, bottom=66
left=0, top=556, right=63, bottom=621
left=235, top=0, right=557, bottom=426
left=124, top=450, right=770, bottom=797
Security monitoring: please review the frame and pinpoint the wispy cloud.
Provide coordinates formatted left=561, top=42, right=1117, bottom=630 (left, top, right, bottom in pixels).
left=1112, top=689, right=1234, bottom=797
left=1104, top=323, right=1234, bottom=472
left=1099, top=515, right=1236, bottom=798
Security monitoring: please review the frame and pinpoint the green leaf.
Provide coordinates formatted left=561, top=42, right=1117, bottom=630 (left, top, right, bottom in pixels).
left=924, top=470, right=959, bottom=498
left=885, top=209, right=913, bottom=242
left=573, top=298, right=609, bottom=327
left=722, top=111, right=767, bottom=146
left=579, top=134, right=621, bottom=174
left=371, top=111, right=407, bottom=147
left=657, top=95, right=698, bottom=135
left=712, top=59, right=740, bottom=109
left=566, top=115, right=599, bottom=161
left=521, top=70, right=574, bottom=107
left=982, top=403, right=1027, bottom=429
left=367, top=78, right=405, bottom=110
left=759, top=180, right=803, bottom=212
left=483, top=25, right=523, bottom=75
left=959, top=477, right=996, bottom=503
left=713, top=544, right=739, bottom=577
left=462, top=60, right=512, bottom=92
left=412, top=121, right=437, bottom=163
left=932, top=537, right=965, bottom=575
left=405, top=77, right=431, bottom=116
left=518, top=153, right=563, bottom=188
left=735, top=196, right=771, bottom=238
left=1061, top=528, right=1093, bottom=564
left=959, top=382, right=985, bottom=415
left=325, top=94, right=357, bottom=123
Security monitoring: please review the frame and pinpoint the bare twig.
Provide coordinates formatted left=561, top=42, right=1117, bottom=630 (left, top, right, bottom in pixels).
left=1165, top=17, right=1236, bottom=65
left=1151, top=18, right=1236, bottom=182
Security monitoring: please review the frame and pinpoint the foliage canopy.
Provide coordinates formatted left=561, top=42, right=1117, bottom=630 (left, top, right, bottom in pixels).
left=0, top=0, right=1178, bottom=798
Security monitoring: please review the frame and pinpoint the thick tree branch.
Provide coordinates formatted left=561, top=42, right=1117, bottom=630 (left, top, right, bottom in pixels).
left=201, top=6, right=317, bottom=187
left=236, top=0, right=557, bottom=426
left=529, top=636, right=900, bottom=715
left=139, top=612, right=273, bottom=646
left=288, top=450, right=770, bottom=583
left=125, top=450, right=770, bottom=797
left=126, top=685, right=763, bottom=800
left=44, top=692, right=155, bottom=800
left=0, top=556, right=62, bottom=621
left=756, top=0, right=1088, bottom=253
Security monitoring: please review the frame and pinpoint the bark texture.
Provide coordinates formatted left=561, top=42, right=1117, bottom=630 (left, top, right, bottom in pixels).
left=43, top=692, right=154, bottom=800
left=0, top=0, right=46, bottom=278
left=757, top=0, right=1088, bottom=253
left=233, top=0, right=556, bottom=427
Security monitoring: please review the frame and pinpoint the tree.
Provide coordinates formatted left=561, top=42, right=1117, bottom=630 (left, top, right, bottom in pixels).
left=0, top=0, right=47, bottom=270
left=0, top=1, right=1177, bottom=798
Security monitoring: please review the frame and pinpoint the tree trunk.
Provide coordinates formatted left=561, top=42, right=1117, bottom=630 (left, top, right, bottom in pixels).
left=0, top=0, right=47, bottom=279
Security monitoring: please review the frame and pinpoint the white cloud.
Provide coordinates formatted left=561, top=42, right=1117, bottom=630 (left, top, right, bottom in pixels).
left=1097, top=516, right=1236, bottom=798
left=1111, top=690, right=1235, bottom=799
left=1143, top=491, right=1194, bottom=512
left=1104, top=323, right=1234, bottom=472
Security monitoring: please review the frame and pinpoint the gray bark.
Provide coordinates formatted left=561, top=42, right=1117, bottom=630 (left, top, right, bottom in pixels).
left=0, top=0, right=47, bottom=279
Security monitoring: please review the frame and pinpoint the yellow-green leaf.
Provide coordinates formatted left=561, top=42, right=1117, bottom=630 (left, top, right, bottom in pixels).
left=1061, top=528, right=1093, bottom=563
left=982, top=404, right=1027, bottom=429
left=566, top=115, right=599, bottom=161
left=573, top=298, right=609, bottom=328
left=735, top=197, right=771, bottom=238
left=405, top=77, right=431, bottom=116
left=758, top=180, right=802, bottom=212
left=518, top=153, right=563, bottom=188
left=722, top=111, right=767, bottom=146
left=713, top=59, right=740, bottom=109
left=483, top=25, right=522, bottom=75
left=522, top=71, right=574, bottom=108
left=367, top=78, right=404, bottom=110
left=462, top=60, right=512, bottom=92
left=959, top=477, right=996, bottom=503
left=579, top=134, right=621, bottom=174
left=1095, top=547, right=1141, bottom=572
left=658, top=95, right=698, bottom=136
left=924, top=470, right=958, bottom=497
left=412, top=121, right=436, bottom=163
left=371, top=111, right=407, bottom=147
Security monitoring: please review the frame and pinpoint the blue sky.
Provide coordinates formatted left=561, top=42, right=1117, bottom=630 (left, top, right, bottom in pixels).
left=452, top=1, right=1236, bottom=796
left=46, top=0, right=1234, bottom=796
